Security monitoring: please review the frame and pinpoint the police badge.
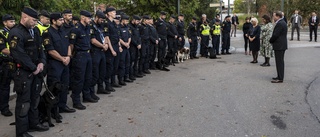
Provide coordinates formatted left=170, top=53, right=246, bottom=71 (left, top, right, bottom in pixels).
left=10, top=36, right=18, bottom=48
left=43, top=38, right=50, bottom=45
left=70, top=33, right=76, bottom=39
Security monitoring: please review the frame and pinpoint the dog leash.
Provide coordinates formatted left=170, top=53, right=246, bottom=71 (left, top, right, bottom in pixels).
left=39, top=74, right=56, bottom=100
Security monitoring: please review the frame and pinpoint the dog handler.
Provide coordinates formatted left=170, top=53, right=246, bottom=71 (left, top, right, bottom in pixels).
left=8, top=7, right=49, bottom=137
left=42, top=12, right=76, bottom=114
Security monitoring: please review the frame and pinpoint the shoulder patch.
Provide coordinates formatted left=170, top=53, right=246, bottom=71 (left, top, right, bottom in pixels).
left=0, top=38, right=4, bottom=44
left=10, top=36, right=18, bottom=48
left=90, top=28, right=94, bottom=34
left=104, top=27, right=108, bottom=32
left=43, top=38, right=50, bottom=46
left=70, top=33, right=76, bottom=39
left=75, top=26, right=79, bottom=28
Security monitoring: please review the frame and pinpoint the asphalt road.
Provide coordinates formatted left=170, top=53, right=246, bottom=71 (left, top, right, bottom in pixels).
left=1, top=31, right=320, bottom=137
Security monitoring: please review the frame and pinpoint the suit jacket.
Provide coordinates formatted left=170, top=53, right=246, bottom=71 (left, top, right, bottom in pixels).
left=308, top=16, right=319, bottom=28
left=269, top=19, right=288, bottom=51
left=290, top=14, right=302, bottom=27
left=231, top=16, right=239, bottom=25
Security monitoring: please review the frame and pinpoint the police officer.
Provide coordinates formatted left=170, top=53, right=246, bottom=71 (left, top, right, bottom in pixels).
left=128, top=15, right=142, bottom=80
left=176, top=14, right=185, bottom=50
left=42, top=12, right=76, bottom=114
left=187, top=17, right=200, bottom=59
left=155, top=11, right=169, bottom=71
left=36, top=10, right=50, bottom=35
left=211, top=19, right=221, bottom=56
left=221, top=15, right=232, bottom=55
left=149, top=18, right=159, bottom=70
left=199, top=21, right=211, bottom=57
left=167, top=15, right=178, bottom=65
left=89, top=11, right=109, bottom=94
left=72, top=16, right=80, bottom=26
left=119, top=14, right=132, bottom=85
left=139, top=15, right=151, bottom=75
left=61, top=9, right=74, bottom=35
left=8, top=7, right=49, bottom=137
left=0, top=14, right=15, bottom=117
left=70, top=10, right=97, bottom=110
left=105, top=7, right=122, bottom=89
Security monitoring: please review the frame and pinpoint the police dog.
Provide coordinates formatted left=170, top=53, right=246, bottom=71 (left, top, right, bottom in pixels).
left=177, top=48, right=186, bottom=62
left=183, top=47, right=190, bottom=60
left=38, top=81, right=65, bottom=127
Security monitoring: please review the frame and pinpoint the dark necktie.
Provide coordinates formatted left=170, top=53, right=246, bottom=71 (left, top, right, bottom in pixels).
left=29, top=29, right=34, bottom=38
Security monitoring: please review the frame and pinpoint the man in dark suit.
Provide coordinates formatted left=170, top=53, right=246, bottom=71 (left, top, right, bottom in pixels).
left=308, top=12, right=319, bottom=42
left=230, top=13, right=239, bottom=37
left=269, top=11, right=288, bottom=83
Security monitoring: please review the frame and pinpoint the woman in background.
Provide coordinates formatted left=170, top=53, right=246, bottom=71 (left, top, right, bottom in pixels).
left=243, top=17, right=252, bottom=55
left=260, top=15, right=274, bottom=66
left=247, top=17, right=261, bottom=63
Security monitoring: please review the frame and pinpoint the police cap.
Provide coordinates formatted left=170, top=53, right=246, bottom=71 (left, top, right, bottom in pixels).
left=192, top=17, right=197, bottom=20
left=133, top=15, right=141, bottom=20
left=215, top=19, right=220, bottom=23
left=2, top=14, right=15, bottom=22
left=62, top=9, right=72, bottom=14
left=121, top=15, right=129, bottom=20
left=225, top=15, right=231, bottom=18
left=50, top=12, right=63, bottom=20
left=105, top=7, right=116, bottom=13
left=80, top=10, right=92, bottom=18
left=170, top=15, right=176, bottom=19
left=72, top=16, right=80, bottom=21
left=22, top=7, right=38, bottom=19
left=143, top=15, right=151, bottom=19
left=160, top=11, right=167, bottom=15
left=39, top=10, right=50, bottom=18
left=95, top=11, right=105, bottom=19
left=179, top=14, right=184, bottom=17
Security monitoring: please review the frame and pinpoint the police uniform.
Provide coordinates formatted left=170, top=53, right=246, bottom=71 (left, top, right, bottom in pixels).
left=176, top=14, right=185, bottom=50
left=199, top=23, right=211, bottom=57
left=105, top=7, right=122, bottom=89
left=8, top=7, right=48, bottom=136
left=89, top=11, right=109, bottom=94
left=155, top=11, right=169, bottom=70
left=35, top=10, right=50, bottom=35
left=222, top=16, right=232, bottom=54
left=211, top=19, right=221, bottom=55
left=149, top=23, right=159, bottom=69
left=167, top=15, right=178, bottom=64
left=187, top=17, right=199, bottom=59
left=61, top=9, right=74, bottom=35
left=70, top=10, right=96, bottom=110
left=118, top=15, right=132, bottom=85
left=138, top=15, right=151, bottom=75
left=128, top=15, right=142, bottom=79
left=42, top=13, right=75, bottom=113
left=0, top=14, right=14, bottom=117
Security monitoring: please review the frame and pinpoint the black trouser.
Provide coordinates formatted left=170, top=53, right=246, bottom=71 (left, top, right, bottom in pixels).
left=157, top=38, right=167, bottom=67
left=189, top=36, right=198, bottom=58
left=212, top=35, right=220, bottom=54
left=139, top=40, right=150, bottom=72
left=119, top=47, right=130, bottom=81
left=0, top=62, right=12, bottom=112
left=200, top=35, right=210, bottom=57
left=129, top=45, right=139, bottom=76
left=291, top=24, right=300, bottom=40
left=149, top=42, right=157, bottom=68
left=274, top=50, right=286, bottom=80
left=168, top=37, right=178, bottom=60
left=177, top=36, right=185, bottom=50
left=310, top=26, right=318, bottom=41
left=14, top=68, right=42, bottom=136
left=243, top=34, right=249, bottom=51
left=222, top=32, right=231, bottom=53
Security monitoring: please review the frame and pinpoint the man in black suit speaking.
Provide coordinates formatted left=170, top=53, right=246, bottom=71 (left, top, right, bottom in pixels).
left=308, top=12, right=319, bottom=42
left=269, top=11, right=288, bottom=83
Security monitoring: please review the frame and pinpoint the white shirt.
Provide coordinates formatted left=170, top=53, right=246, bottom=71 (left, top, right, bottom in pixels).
left=295, top=14, right=298, bottom=23
left=312, top=16, right=317, bottom=23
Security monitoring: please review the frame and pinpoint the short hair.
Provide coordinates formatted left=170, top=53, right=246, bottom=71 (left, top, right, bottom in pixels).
left=245, top=17, right=250, bottom=20
left=202, top=14, right=206, bottom=17
left=262, top=15, right=271, bottom=23
left=250, top=17, right=258, bottom=24
left=274, top=11, right=283, bottom=18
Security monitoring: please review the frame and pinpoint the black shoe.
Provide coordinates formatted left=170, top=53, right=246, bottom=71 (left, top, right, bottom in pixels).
left=105, top=86, right=115, bottom=92
left=91, top=94, right=100, bottom=100
left=97, top=89, right=111, bottom=94
left=221, top=52, right=226, bottom=55
left=272, top=77, right=279, bottom=80
left=29, top=124, right=49, bottom=132
left=135, top=74, right=143, bottom=78
left=193, top=56, right=199, bottom=59
left=161, top=67, right=170, bottom=71
left=73, top=103, right=86, bottom=110
left=1, top=109, right=13, bottom=116
left=52, top=113, right=63, bottom=120
left=261, top=63, right=270, bottom=67
left=216, top=53, right=220, bottom=55
left=59, top=106, right=76, bottom=113
left=226, top=52, right=232, bottom=54
left=298, top=39, right=300, bottom=41
left=112, top=83, right=122, bottom=88
left=315, top=40, right=317, bottom=42
left=119, top=81, right=127, bottom=86
left=97, top=87, right=106, bottom=94
left=129, top=76, right=136, bottom=80
left=83, top=97, right=98, bottom=103
left=18, top=132, right=33, bottom=137
left=290, top=39, right=293, bottom=41
left=138, top=72, right=146, bottom=76
left=271, top=80, right=283, bottom=83
left=124, top=78, right=133, bottom=83
left=143, top=70, right=151, bottom=74
left=310, top=40, right=312, bottom=42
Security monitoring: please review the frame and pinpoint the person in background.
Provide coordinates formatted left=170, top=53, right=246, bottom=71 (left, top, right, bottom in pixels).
left=247, top=17, right=260, bottom=63
left=221, top=15, right=232, bottom=55
left=242, top=17, right=252, bottom=55
left=211, top=19, right=221, bottom=56
left=230, top=13, right=239, bottom=37
left=308, top=12, right=319, bottom=42
left=72, top=16, right=79, bottom=26
left=260, top=15, right=274, bottom=67
left=282, top=12, right=287, bottom=24
left=290, top=10, right=302, bottom=41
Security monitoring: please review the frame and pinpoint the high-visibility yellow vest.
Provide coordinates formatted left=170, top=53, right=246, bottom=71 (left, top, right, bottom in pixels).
left=36, top=23, right=50, bottom=36
left=201, top=24, right=210, bottom=36
left=0, top=30, right=10, bottom=56
left=213, top=24, right=221, bottom=35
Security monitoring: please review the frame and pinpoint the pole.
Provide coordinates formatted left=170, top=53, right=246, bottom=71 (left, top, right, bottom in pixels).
left=281, top=0, right=284, bottom=12
left=177, top=0, right=180, bottom=15
left=220, top=0, right=223, bottom=21
left=228, top=0, right=230, bottom=15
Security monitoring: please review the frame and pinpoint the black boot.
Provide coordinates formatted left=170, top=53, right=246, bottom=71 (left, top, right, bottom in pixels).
left=105, top=83, right=115, bottom=92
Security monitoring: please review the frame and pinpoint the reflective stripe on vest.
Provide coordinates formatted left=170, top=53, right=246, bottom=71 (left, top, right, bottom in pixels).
left=0, top=30, right=9, bottom=56
left=201, top=24, right=210, bottom=35
left=213, top=25, right=221, bottom=35
left=36, top=24, right=50, bottom=35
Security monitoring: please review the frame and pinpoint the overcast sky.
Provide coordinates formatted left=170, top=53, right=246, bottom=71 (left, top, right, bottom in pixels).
left=223, top=0, right=234, bottom=4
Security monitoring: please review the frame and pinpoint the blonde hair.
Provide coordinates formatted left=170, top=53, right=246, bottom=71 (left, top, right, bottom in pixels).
left=250, top=17, right=258, bottom=24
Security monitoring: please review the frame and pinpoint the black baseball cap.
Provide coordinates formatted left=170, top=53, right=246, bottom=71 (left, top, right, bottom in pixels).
left=2, top=14, right=15, bottom=22
left=22, top=7, right=38, bottom=19
left=50, top=12, right=63, bottom=20
left=80, top=10, right=92, bottom=18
